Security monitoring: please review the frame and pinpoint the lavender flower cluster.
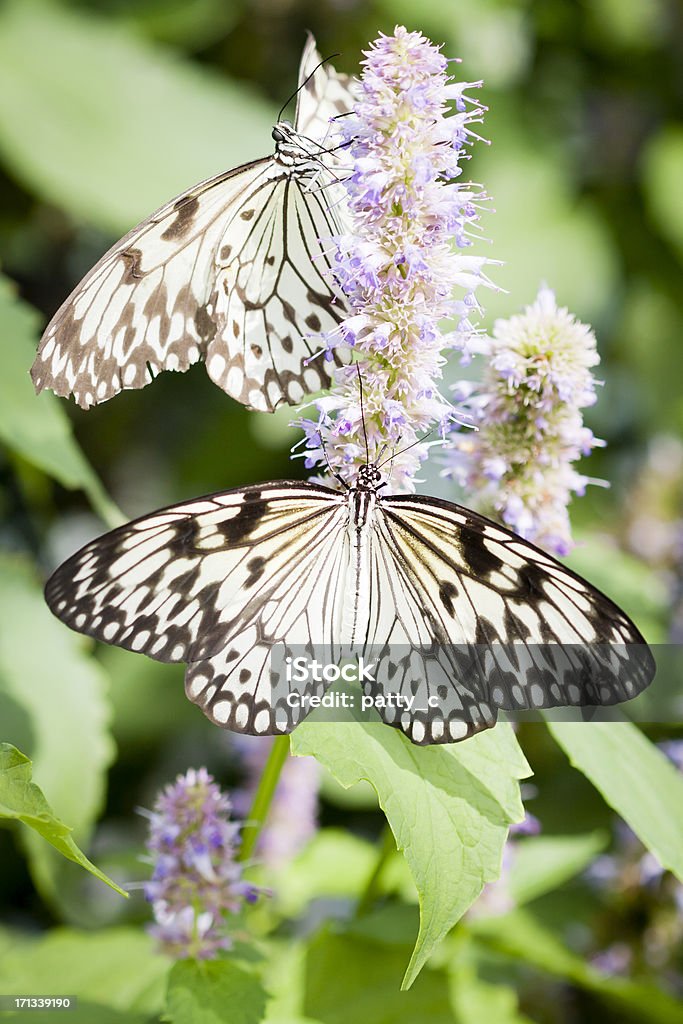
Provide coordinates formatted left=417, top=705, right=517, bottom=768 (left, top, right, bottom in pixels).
left=299, top=26, right=492, bottom=490
left=142, top=768, right=258, bottom=959
left=444, top=286, right=604, bottom=555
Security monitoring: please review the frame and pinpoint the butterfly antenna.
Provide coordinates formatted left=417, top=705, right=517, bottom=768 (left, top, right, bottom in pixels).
left=277, top=52, right=341, bottom=123
left=385, top=442, right=399, bottom=487
left=318, top=432, right=350, bottom=491
left=377, top=428, right=436, bottom=469
left=356, top=365, right=370, bottom=465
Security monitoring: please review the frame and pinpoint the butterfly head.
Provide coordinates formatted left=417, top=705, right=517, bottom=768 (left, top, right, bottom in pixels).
left=356, top=463, right=383, bottom=492
left=272, top=120, right=321, bottom=168
left=272, top=122, right=294, bottom=145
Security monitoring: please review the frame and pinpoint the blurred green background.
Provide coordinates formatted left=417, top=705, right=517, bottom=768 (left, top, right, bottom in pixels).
left=0, top=1, right=682, bottom=1021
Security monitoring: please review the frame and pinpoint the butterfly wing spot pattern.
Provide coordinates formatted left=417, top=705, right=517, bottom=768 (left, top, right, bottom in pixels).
left=44, top=479, right=655, bottom=746
left=30, top=36, right=353, bottom=412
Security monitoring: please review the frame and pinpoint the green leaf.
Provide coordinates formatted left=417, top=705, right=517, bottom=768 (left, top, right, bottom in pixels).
left=99, top=645, right=191, bottom=748
left=291, top=721, right=530, bottom=988
left=547, top=722, right=683, bottom=882
left=566, top=534, right=667, bottom=644
left=0, top=1, right=275, bottom=234
left=451, top=976, right=530, bottom=1024
left=119, top=0, right=239, bottom=50
left=0, top=273, right=122, bottom=527
left=507, top=831, right=608, bottom=906
left=448, top=935, right=532, bottom=1024
left=275, top=829, right=378, bottom=916
left=0, top=555, right=115, bottom=908
left=469, top=105, right=617, bottom=325
left=304, top=930, right=453, bottom=1024
left=165, top=960, right=268, bottom=1024
left=642, top=125, right=683, bottom=259
left=338, top=904, right=421, bottom=950
left=470, top=909, right=683, bottom=1023
left=0, top=743, right=124, bottom=895
left=0, top=927, right=169, bottom=1014
left=260, top=939, right=312, bottom=1024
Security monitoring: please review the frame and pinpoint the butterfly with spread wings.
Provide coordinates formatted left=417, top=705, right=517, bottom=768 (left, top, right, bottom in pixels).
left=44, top=461, right=655, bottom=746
left=30, top=35, right=353, bottom=413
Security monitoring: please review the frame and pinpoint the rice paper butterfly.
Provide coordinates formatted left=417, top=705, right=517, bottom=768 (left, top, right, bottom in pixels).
left=31, top=35, right=353, bottom=413
left=43, top=461, right=655, bottom=745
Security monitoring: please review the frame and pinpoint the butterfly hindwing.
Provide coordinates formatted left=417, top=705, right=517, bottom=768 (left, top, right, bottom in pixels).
left=206, top=172, right=349, bottom=410
left=295, top=33, right=355, bottom=142
left=31, top=38, right=353, bottom=411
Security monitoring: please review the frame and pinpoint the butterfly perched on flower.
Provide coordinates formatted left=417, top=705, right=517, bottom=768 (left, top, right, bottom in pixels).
left=43, top=459, right=654, bottom=746
left=30, top=35, right=353, bottom=413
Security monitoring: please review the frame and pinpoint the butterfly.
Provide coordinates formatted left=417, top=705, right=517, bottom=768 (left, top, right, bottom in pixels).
left=30, top=35, right=353, bottom=413
left=43, top=460, right=655, bottom=746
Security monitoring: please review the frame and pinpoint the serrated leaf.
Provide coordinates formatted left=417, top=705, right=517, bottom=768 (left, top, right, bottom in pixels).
left=0, top=555, right=115, bottom=906
left=291, top=721, right=530, bottom=988
left=165, top=960, right=268, bottom=1024
left=547, top=722, right=683, bottom=882
left=0, top=743, right=124, bottom=896
left=0, top=273, right=122, bottom=526
left=0, top=0, right=275, bottom=234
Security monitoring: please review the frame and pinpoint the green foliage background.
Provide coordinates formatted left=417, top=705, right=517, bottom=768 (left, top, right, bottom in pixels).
left=0, top=1, right=682, bottom=1022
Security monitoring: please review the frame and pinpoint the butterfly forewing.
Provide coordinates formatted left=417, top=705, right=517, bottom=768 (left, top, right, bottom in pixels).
left=363, top=494, right=655, bottom=742
left=45, top=482, right=349, bottom=734
left=31, top=37, right=353, bottom=412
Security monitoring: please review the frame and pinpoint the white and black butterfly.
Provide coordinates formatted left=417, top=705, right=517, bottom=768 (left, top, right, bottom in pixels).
left=30, top=35, right=353, bottom=413
left=44, top=462, right=654, bottom=745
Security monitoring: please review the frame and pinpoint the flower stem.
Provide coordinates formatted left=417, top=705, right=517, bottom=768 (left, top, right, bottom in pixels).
left=355, top=822, right=396, bottom=916
left=238, top=734, right=290, bottom=862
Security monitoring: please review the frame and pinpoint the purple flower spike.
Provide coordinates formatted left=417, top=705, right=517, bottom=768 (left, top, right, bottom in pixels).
left=444, top=286, right=604, bottom=554
left=295, top=26, right=493, bottom=491
left=142, top=767, right=261, bottom=959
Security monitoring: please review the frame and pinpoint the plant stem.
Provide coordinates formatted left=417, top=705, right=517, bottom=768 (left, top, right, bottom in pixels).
left=355, top=822, right=396, bottom=916
left=238, top=734, right=290, bottom=862
left=84, top=475, right=126, bottom=529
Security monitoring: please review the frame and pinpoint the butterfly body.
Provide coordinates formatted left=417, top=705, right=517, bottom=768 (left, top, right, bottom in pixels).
left=31, top=37, right=354, bottom=412
left=270, top=120, right=326, bottom=172
left=44, top=466, right=655, bottom=745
